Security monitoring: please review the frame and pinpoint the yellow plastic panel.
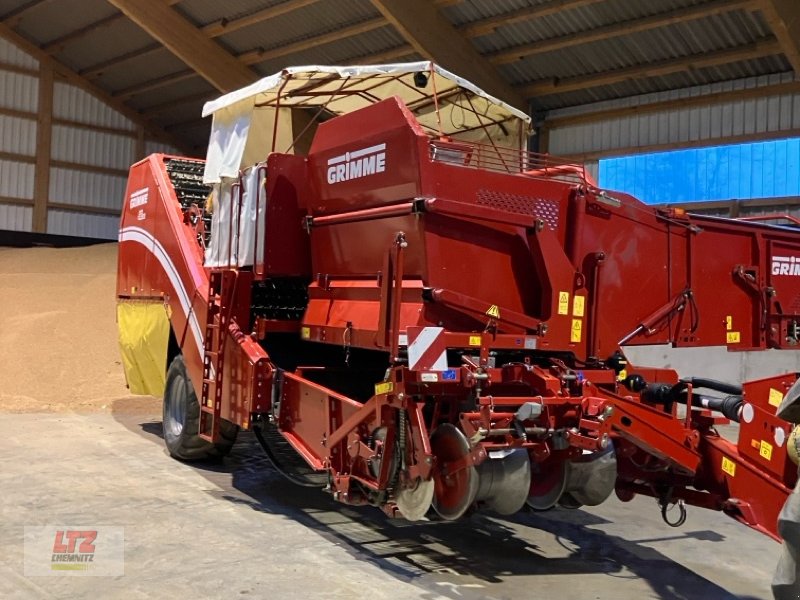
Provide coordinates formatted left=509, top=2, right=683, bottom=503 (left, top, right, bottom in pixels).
left=117, top=301, right=170, bottom=396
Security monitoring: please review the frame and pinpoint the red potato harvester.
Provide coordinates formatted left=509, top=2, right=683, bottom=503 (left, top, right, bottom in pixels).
left=116, top=63, right=800, bottom=594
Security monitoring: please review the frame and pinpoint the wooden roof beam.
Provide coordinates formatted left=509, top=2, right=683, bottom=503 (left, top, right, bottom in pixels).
left=238, top=17, right=388, bottom=65
left=757, top=0, right=800, bottom=75
left=81, top=43, right=162, bottom=79
left=489, top=0, right=757, bottom=65
left=203, top=0, right=458, bottom=38
left=369, top=0, right=526, bottom=109
left=111, top=39, right=415, bottom=101
left=461, top=0, right=606, bottom=39
left=42, top=13, right=124, bottom=54
left=201, top=0, right=321, bottom=38
left=0, top=0, right=56, bottom=27
left=114, top=69, right=198, bottom=99
left=106, top=0, right=257, bottom=92
left=140, top=91, right=217, bottom=116
left=84, top=0, right=451, bottom=84
left=520, top=38, right=782, bottom=97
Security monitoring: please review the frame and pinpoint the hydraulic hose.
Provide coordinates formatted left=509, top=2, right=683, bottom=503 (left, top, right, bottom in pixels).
left=679, top=377, right=742, bottom=396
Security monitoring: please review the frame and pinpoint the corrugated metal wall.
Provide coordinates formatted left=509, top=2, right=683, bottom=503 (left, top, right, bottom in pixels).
left=0, top=35, right=37, bottom=69
left=0, top=37, right=38, bottom=236
left=0, top=70, right=37, bottom=110
left=52, top=82, right=134, bottom=131
left=47, top=83, right=135, bottom=238
left=48, top=168, right=128, bottom=210
left=51, top=126, right=135, bottom=170
left=46, top=209, right=119, bottom=239
left=48, top=85, right=181, bottom=237
left=0, top=203, right=32, bottom=232
left=0, top=35, right=166, bottom=240
left=0, top=160, right=34, bottom=199
left=548, top=73, right=799, bottom=157
left=0, top=114, right=37, bottom=155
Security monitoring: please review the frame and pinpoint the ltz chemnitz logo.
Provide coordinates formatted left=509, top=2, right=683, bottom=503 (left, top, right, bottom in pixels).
left=51, top=530, right=97, bottom=571
left=24, top=525, right=124, bottom=576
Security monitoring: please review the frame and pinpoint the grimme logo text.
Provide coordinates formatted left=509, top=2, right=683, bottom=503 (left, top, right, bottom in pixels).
left=326, top=143, right=386, bottom=183
left=129, top=187, right=149, bottom=209
left=51, top=530, right=97, bottom=569
left=772, top=256, right=800, bottom=276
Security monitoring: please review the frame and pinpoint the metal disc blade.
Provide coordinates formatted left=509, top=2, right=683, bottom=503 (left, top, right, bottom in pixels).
left=431, top=424, right=479, bottom=520
left=395, top=477, right=435, bottom=521
left=527, top=459, right=568, bottom=511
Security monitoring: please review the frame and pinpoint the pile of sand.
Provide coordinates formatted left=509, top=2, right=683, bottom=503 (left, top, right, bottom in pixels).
left=0, top=243, right=156, bottom=413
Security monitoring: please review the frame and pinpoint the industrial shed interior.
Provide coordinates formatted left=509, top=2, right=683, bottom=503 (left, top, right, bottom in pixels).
left=4, top=2, right=800, bottom=600
left=0, top=0, right=799, bottom=239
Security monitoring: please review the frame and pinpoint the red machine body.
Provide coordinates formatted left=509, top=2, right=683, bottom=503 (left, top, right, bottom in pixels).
left=118, top=90, right=800, bottom=542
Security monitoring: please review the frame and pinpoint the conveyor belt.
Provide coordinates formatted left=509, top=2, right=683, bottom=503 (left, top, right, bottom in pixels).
left=165, top=157, right=211, bottom=246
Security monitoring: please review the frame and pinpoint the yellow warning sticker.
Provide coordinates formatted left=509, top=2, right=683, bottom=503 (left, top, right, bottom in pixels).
left=572, top=295, right=585, bottom=317
left=571, top=319, right=582, bottom=343
left=760, top=440, right=773, bottom=461
left=486, top=304, right=500, bottom=319
left=558, top=292, right=570, bottom=315
left=726, top=315, right=733, bottom=331
left=375, top=381, right=394, bottom=396
left=726, top=331, right=740, bottom=344
left=617, top=369, right=628, bottom=382
left=721, top=456, right=736, bottom=477
left=769, top=387, right=784, bottom=407
left=468, top=335, right=482, bottom=347
left=301, top=326, right=310, bottom=339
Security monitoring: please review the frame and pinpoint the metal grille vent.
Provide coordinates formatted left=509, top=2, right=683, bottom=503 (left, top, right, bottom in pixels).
left=476, top=189, right=559, bottom=230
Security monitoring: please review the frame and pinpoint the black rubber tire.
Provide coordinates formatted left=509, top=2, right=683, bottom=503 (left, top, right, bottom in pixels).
left=773, top=471, right=800, bottom=599
left=162, top=355, right=238, bottom=461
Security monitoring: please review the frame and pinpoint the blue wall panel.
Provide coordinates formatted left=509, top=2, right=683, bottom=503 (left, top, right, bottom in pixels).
left=599, top=138, right=800, bottom=204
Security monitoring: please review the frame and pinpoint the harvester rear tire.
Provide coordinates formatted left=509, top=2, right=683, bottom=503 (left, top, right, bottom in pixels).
left=162, top=355, right=238, bottom=461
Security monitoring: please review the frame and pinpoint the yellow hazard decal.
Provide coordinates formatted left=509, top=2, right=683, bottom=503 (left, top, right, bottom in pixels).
left=301, top=326, right=310, bottom=339
left=375, top=382, right=394, bottom=396
left=726, top=331, right=740, bottom=344
left=468, top=335, right=482, bottom=347
left=572, top=295, right=585, bottom=317
left=558, top=292, right=569, bottom=315
left=486, top=304, right=500, bottom=319
left=571, top=319, right=582, bottom=343
left=721, top=456, right=736, bottom=477
left=760, top=440, right=773, bottom=461
left=726, top=315, right=733, bottom=331
left=769, top=388, right=784, bottom=408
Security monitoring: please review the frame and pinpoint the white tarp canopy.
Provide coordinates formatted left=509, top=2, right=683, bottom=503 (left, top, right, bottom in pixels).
left=201, top=62, right=532, bottom=184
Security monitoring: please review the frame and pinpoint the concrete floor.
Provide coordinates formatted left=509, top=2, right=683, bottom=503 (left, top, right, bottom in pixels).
left=0, top=402, right=781, bottom=600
